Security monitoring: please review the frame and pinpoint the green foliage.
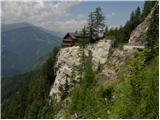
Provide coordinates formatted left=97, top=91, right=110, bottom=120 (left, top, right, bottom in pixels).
left=66, top=51, right=114, bottom=118
left=146, top=3, right=159, bottom=60
left=38, top=102, right=55, bottom=118
left=94, top=7, right=105, bottom=28
left=79, top=26, right=89, bottom=45
left=42, top=48, right=59, bottom=86
left=88, top=7, right=105, bottom=42
left=67, top=47, right=158, bottom=119
left=66, top=51, right=95, bottom=117
left=107, top=2, right=156, bottom=47
left=142, top=1, right=156, bottom=19
left=1, top=71, right=35, bottom=102
left=109, top=51, right=159, bottom=118
left=1, top=48, right=59, bottom=119
left=104, top=26, right=108, bottom=36
left=107, top=6, right=143, bottom=47
left=25, top=100, right=44, bottom=118
left=1, top=84, right=29, bottom=118
left=88, top=12, right=96, bottom=43
left=107, top=26, right=124, bottom=48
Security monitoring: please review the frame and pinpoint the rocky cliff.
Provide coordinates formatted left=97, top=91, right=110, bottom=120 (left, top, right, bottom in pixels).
left=49, top=3, right=158, bottom=118
left=49, top=39, right=112, bottom=102
left=128, top=2, right=158, bottom=46
left=49, top=46, right=81, bottom=102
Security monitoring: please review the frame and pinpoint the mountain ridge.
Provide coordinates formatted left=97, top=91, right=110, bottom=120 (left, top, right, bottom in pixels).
left=2, top=22, right=62, bottom=76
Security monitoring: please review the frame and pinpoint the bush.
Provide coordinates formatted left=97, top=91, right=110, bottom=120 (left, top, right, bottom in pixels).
left=109, top=51, right=159, bottom=119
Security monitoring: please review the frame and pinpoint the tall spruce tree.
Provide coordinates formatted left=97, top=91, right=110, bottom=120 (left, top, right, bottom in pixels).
left=130, top=11, right=135, bottom=22
left=88, top=7, right=106, bottom=43
left=135, top=6, right=142, bottom=25
left=88, top=12, right=95, bottom=43
left=94, top=7, right=105, bottom=30
left=104, top=26, right=108, bottom=36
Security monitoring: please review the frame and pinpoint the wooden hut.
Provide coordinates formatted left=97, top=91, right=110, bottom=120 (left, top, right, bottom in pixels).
left=62, top=33, right=81, bottom=47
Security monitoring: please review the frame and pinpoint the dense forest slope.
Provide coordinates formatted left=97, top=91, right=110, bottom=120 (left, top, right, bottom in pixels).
left=1, top=1, right=159, bottom=119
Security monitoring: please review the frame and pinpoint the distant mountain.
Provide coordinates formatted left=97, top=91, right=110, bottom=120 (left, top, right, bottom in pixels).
left=1, top=22, right=34, bottom=32
left=38, top=27, right=65, bottom=38
left=2, top=22, right=62, bottom=76
left=2, top=22, right=65, bottom=38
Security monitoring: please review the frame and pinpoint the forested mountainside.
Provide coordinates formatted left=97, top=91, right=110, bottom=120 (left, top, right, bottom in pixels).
left=1, top=1, right=159, bottom=119
left=1, top=22, right=62, bottom=76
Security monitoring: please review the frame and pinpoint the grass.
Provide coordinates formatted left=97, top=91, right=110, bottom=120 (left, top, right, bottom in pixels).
left=64, top=49, right=159, bottom=119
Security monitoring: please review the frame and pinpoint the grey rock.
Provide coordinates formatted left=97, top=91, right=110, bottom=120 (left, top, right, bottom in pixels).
left=128, top=3, right=158, bottom=46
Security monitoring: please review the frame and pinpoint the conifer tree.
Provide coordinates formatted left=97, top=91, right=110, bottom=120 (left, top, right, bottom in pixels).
left=88, top=12, right=95, bottom=43
left=130, top=11, right=135, bottom=22
left=104, top=26, right=108, bottom=36
left=143, top=1, right=156, bottom=19
left=88, top=7, right=106, bottom=42
left=94, top=7, right=105, bottom=30
left=135, top=6, right=142, bottom=25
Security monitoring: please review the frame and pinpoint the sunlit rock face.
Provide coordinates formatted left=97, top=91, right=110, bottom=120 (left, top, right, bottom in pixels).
left=86, top=39, right=112, bottom=69
left=49, top=3, right=157, bottom=101
left=49, top=39, right=112, bottom=102
left=49, top=3, right=158, bottom=118
left=128, top=3, right=158, bottom=46
left=49, top=46, right=81, bottom=102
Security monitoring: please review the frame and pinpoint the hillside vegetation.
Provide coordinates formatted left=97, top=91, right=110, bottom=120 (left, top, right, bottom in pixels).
left=1, top=1, right=159, bottom=119
left=2, top=48, right=59, bottom=118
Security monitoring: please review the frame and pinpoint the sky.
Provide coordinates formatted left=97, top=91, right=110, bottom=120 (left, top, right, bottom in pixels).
left=1, top=0, right=144, bottom=33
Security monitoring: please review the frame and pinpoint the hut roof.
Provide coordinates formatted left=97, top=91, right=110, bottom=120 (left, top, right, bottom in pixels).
left=64, top=32, right=81, bottom=40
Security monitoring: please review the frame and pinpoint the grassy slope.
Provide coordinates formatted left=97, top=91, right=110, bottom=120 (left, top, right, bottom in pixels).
left=65, top=50, right=159, bottom=119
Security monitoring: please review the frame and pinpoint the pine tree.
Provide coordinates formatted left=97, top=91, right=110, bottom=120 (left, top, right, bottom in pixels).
left=104, top=26, right=108, bottom=36
left=135, top=6, right=142, bottom=25
left=143, top=1, right=156, bottom=19
left=94, top=7, right=105, bottom=28
left=81, top=26, right=87, bottom=44
left=88, top=7, right=106, bottom=43
left=88, top=12, right=95, bottom=43
left=94, top=7, right=105, bottom=39
left=130, top=11, right=135, bottom=22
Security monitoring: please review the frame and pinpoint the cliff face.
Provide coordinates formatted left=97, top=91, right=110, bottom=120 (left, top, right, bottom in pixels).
left=49, top=39, right=112, bottom=102
left=128, top=2, right=158, bottom=46
left=49, top=46, right=81, bottom=102
left=49, top=3, right=158, bottom=118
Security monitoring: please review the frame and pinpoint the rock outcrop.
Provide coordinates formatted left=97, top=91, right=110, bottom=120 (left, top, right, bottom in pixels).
left=49, top=46, right=81, bottom=102
left=128, top=2, right=158, bottom=46
left=49, top=39, right=112, bottom=102
left=48, top=3, right=157, bottom=118
left=49, top=1, right=158, bottom=104
left=97, top=4, right=158, bottom=84
left=97, top=47, right=139, bottom=83
left=85, top=39, right=112, bottom=68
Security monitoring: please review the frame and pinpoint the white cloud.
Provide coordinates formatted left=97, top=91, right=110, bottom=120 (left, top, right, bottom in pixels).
left=1, top=1, right=86, bottom=33
left=53, top=19, right=87, bottom=32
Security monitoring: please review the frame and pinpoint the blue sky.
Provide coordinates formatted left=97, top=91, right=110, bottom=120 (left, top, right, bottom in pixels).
left=70, top=1, right=144, bottom=28
left=2, top=1, right=144, bottom=33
